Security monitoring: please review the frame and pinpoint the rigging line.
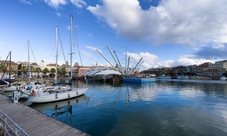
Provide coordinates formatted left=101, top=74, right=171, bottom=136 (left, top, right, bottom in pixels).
left=0, top=52, right=10, bottom=80
left=58, top=33, right=67, bottom=64
left=72, top=25, right=83, bottom=67
left=76, top=43, right=83, bottom=67
left=28, top=42, right=45, bottom=84
left=28, top=42, right=37, bottom=64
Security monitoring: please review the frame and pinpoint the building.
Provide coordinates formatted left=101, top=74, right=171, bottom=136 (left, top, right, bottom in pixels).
left=209, top=60, right=227, bottom=70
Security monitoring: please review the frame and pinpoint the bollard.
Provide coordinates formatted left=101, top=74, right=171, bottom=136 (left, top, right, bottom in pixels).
left=13, top=91, right=18, bottom=103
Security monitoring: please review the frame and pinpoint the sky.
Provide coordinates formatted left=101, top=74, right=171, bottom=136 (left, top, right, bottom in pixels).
left=1, top=0, right=227, bottom=70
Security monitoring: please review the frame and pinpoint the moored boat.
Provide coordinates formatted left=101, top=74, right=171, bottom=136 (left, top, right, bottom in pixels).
left=220, top=76, right=227, bottom=81
left=157, top=74, right=171, bottom=79
left=25, top=15, right=88, bottom=104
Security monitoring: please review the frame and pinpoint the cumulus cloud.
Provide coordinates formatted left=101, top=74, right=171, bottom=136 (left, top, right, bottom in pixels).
left=125, top=51, right=215, bottom=69
left=126, top=52, right=173, bottom=69
left=87, top=0, right=227, bottom=46
left=44, top=0, right=67, bottom=9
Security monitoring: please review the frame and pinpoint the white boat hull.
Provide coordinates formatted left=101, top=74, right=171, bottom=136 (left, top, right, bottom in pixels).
left=3, top=86, right=18, bottom=92
left=27, top=87, right=88, bottom=103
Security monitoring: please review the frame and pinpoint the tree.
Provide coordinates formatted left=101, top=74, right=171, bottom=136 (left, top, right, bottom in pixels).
left=30, top=66, right=34, bottom=77
left=36, top=67, right=42, bottom=77
left=22, top=66, right=27, bottom=77
left=57, top=68, right=61, bottom=76
left=0, top=63, right=6, bottom=72
left=49, top=68, right=56, bottom=78
left=61, top=67, right=67, bottom=76
left=43, top=68, right=49, bottom=76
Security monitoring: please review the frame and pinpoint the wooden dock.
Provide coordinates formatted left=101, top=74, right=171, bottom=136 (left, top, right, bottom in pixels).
left=0, top=94, right=90, bottom=136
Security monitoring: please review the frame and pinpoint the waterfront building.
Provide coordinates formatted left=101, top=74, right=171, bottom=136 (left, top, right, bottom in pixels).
left=209, top=60, right=227, bottom=70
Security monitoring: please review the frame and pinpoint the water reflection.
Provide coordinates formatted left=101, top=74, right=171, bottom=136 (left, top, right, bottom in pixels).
left=30, top=94, right=90, bottom=127
left=26, top=80, right=227, bottom=136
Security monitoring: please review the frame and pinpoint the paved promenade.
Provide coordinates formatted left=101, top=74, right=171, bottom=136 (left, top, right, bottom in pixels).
left=0, top=94, right=90, bottom=136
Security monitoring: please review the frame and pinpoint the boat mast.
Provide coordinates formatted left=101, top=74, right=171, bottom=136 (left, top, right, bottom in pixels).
left=9, top=51, right=11, bottom=86
left=55, top=26, right=58, bottom=82
left=27, top=41, right=30, bottom=81
left=70, top=15, right=73, bottom=79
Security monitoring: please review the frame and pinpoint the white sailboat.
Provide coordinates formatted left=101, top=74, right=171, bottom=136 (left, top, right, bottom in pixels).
left=27, top=15, right=89, bottom=104
left=45, top=26, right=71, bottom=91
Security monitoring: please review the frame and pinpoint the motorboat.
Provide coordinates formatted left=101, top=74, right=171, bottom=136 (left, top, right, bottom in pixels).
left=220, top=76, right=227, bottom=81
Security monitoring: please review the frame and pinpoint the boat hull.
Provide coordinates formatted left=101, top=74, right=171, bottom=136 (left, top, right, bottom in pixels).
left=3, top=86, right=18, bottom=92
left=27, top=87, right=88, bottom=103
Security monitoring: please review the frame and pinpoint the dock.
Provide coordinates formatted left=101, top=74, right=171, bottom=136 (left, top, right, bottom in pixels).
left=0, top=94, right=90, bottom=136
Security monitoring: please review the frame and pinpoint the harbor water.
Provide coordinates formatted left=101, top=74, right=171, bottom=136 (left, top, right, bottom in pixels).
left=28, top=80, right=227, bottom=136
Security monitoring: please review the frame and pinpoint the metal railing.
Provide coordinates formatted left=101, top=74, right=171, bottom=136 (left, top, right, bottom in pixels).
left=0, top=110, right=29, bottom=136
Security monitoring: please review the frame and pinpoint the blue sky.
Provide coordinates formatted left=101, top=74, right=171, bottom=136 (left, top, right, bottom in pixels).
left=1, top=0, right=227, bottom=70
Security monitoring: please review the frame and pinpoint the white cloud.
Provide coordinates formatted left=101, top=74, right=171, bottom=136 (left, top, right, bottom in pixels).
left=88, top=0, right=227, bottom=46
left=44, top=0, right=67, bottom=9
left=19, top=0, right=32, bottom=5
left=85, top=45, right=101, bottom=53
left=81, top=50, right=97, bottom=60
left=70, top=0, right=87, bottom=8
left=125, top=51, right=214, bottom=69
left=127, top=52, right=173, bottom=69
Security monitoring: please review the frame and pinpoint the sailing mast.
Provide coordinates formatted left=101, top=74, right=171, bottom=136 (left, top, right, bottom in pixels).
left=55, top=26, right=59, bottom=83
left=70, top=15, right=73, bottom=79
left=9, top=51, right=11, bottom=86
left=27, top=41, right=30, bottom=81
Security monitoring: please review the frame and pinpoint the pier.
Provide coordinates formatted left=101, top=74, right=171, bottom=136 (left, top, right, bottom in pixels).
left=0, top=94, right=90, bottom=136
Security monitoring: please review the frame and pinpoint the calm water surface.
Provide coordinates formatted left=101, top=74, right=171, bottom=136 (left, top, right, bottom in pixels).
left=30, top=80, right=227, bottom=136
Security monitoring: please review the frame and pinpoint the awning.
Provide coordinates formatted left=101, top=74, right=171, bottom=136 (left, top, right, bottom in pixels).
left=94, top=70, right=122, bottom=76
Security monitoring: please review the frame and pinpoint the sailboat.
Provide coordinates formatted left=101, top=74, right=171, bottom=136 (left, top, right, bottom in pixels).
left=2, top=51, right=21, bottom=92
left=27, top=15, right=89, bottom=104
left=45, top=26, right=72, bottom=91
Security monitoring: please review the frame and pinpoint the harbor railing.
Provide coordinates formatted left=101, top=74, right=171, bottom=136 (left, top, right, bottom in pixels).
left=0, top=110, right=29, bottom=136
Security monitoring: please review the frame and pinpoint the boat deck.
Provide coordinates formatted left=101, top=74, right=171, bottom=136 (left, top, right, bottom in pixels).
left=0, top=94, right=90, bottom=136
